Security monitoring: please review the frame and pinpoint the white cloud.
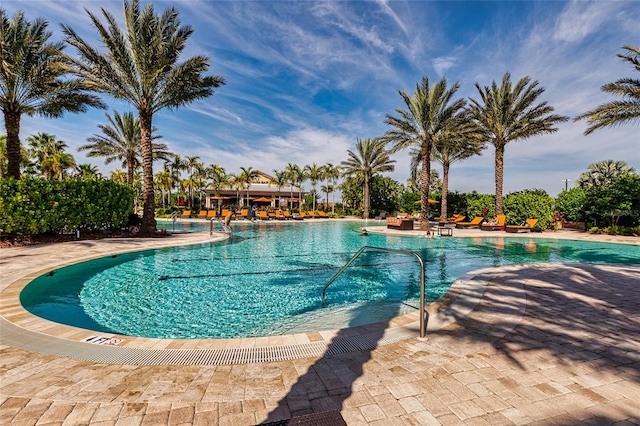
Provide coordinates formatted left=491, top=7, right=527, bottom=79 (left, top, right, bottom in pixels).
left=553, top=1, right=621, bottom=42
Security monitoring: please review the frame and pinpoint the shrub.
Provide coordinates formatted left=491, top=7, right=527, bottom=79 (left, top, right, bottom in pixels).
left=0, top=178, right=134, bottom=235
left=555, top=187, right=586, bottom=222
left=584, top=174, right=640, bottom=227
left=503, top=189, right=554, bottom=229
left=465, top=193, right=495, bottom=220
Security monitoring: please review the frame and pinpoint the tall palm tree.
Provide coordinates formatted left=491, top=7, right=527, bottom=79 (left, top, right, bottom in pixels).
left=284, top=163, right=302, bottom=210
left=431, top=112, right=484, bottom=219
left=340, top=138, right=395, bottom=219
left=383, top=76, right=465, bottom=226
left=167, top=155, right=186, bottom=200
left=576, top=160, right=636, bottom=188
left=320, top=184, right=333, bottom=208
left=271, top=170, right=289, bottom=206
left=80, top=110, right=171, bottom=185
left=0, top=135, right=7, bottom=177
left=62, top=0, right=225, bottom=233
left=238, top=166, right=258, bottom=206
left=304, top=163, right=322, bottom=211
left=322, top=163, right=340, bottom=214
left=154, top=169, right=173, bottom=208
left=184, top=156, right=201, bottom=208
left=0, top=10, right=104, bottom=179
left=467, top=72, right=568, bottom=215
left=575, top=45, right=640, bottom=134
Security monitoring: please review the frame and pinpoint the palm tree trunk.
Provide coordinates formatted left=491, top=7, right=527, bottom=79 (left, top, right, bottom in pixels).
left=363, top=174, right=370, bottom=218
left=127, top=155, right=135, bottom=186
left=139, top=111, right=157, bottom=233
left=441, top=161, right=450, bottom=220
left=495, top=144, right=504, bottom=215
left=4, top=110, right=22, bottom=179
left=421, top=146, right=431, bottom=226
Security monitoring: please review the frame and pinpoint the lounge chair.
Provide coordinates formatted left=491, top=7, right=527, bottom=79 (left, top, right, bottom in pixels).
left=386, top=217, right=415, bottom=230
left=181, top=210, right=191, bottom=219
left=268, top=211, right=276, bottom=219
left=447, top=214, right=466, bottom=222
left=374, top=211, right=388, bottom=220
left=197, top=210, right=207, bottom=219
left=258, top=211, right=270, bottom=220
left=506, top=219, right=539, bottom=233
left=238, top=209, right=249, bottom=220
left=456, top=217, right=484, bottom=229
left=207, top=210, right=217, bottom=220
left=481, top=214, right=506, bottom=231
left=307, top=211, right=317, bottom=218
left=221, top=209, right=231, bottom=218
left=293, top=212, right=305, bottom=220
left=275, top=210, right=286, bottom=220
left=317, top=211, right=328, bottom=218
left=283, top=211, right=292, bottom=220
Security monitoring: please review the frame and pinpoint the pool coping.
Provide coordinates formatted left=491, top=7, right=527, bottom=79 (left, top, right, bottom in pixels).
left=1, top=225, right=637, bottom=365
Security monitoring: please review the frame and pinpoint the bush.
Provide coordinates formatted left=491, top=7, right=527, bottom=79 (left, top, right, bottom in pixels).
left=0, top=178, right=134, bottom=235
left=556, top=188, right=586, bottom=222
left=584, top=174, right=640, bottom=227
left=503, top=189, right=554, bottom=229
left=465, top=193, right=495, bottom=220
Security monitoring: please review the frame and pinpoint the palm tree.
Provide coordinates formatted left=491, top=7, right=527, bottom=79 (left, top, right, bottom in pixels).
left=284, top=163, right=302, bottom=210
left=80, top=110, right=171, bottom=185
left=0, top=135, right=7, bottom=177
left=383, top=76, right=465, bottom=226
left=304, top=163, right=322, bottom=211
left=340, top=138, right=395, bottom=219
left=271, top=170, right=289, bottom=207
left=167, top=155, right=186, bottom=202
left=467, top=72, right=568, bottom=215
left=75, top=163, right=101, bottom=181
left=26, top=133, right=72, bottom=179
left=0, top=10, right=104, bottom=179
left=576, top=160, right=636, bottom=188
left=431, top=112, right=484, bottom=219
left=62, top=0, right=225, bottom=233
left=206, top=164, right=228, bottom=210
left=110, top=168, right=127, bottom=184
left=575, top=45, right=640, bottom=134
left=184, top=156, right=201, bottom=208
left=323, top=163, right=340, bottom=214
left=320, top=184, right=333, bottom=208
left=154, top=169, right=173, bottom=207
left=238, top=166, right=258, bottom=206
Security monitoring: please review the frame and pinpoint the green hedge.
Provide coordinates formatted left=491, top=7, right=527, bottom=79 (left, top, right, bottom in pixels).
left=503, top=190, right=555, bottom=229
left=0, top=178, right=134, bottom=235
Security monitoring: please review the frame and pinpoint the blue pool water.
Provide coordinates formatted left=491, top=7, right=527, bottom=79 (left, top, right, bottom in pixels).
left=20, top=220, right=640, bottom=339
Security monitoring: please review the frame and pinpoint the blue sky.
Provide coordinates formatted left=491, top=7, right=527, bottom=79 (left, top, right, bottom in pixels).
left=3, top=0, right=639, bottom=196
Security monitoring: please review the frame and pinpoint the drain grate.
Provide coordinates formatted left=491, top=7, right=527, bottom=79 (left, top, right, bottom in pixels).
left=0, top=315, right=418, bottom=365
left=260, top=410, right=347, bottom=426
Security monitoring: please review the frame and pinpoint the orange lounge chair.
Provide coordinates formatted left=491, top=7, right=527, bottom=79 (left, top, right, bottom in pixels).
left=481, top=214, right=506, bottom=231
left=221, top=209, right=231, bottom=218
left=307, top=211, right=317, bottom=218
left=447, top=214, right=466, bottom=222
left=317, top=211, right=329, bottom=218
left=506, top=219, right=539, bottom=233
left=197, top=210, right=207, bottom=219
left=181, top=210, right=191, bottom=218
left=238, top=209, right=249, bottom=220
left=456, top=217, right=484, bottom=229
left=258, top=211, right=270, bottom=220
left=293, top=212, right=305, bottom=220
left=283, top=211, right=292, bottom=220
left=275, top=210, right=286, bottom=220
left=268, top=211, right=276, bottom=219
left=206, top=210, right=217, bottom=220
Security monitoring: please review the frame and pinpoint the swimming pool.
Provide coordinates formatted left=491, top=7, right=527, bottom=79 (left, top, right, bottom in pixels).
left=20, top=220, right=640, bottom=339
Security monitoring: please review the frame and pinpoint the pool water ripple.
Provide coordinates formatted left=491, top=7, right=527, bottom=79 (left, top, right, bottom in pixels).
left=20, top=220, right=640, bottom=339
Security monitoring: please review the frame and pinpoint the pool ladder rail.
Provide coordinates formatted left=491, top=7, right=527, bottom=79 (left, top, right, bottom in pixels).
left=321, top=245, right=427, bottom=338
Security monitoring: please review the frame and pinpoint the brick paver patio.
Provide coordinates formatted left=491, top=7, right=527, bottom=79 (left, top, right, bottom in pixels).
left=1, top=228, right=639, bottom=425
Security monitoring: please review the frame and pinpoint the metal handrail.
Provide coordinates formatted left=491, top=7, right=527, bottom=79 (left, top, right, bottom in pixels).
left=321, top=245, right=427, bottom=338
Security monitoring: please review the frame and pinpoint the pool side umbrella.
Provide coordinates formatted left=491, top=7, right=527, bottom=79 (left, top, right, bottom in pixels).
left=253, top=197, right=273, bottom=203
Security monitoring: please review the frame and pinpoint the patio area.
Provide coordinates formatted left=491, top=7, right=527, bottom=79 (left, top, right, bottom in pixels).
left=1, top=228, right=639, bottom=425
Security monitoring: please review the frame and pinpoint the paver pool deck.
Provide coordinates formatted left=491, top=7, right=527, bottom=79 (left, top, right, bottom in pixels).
left=1, top=222, right=639, bottom=425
